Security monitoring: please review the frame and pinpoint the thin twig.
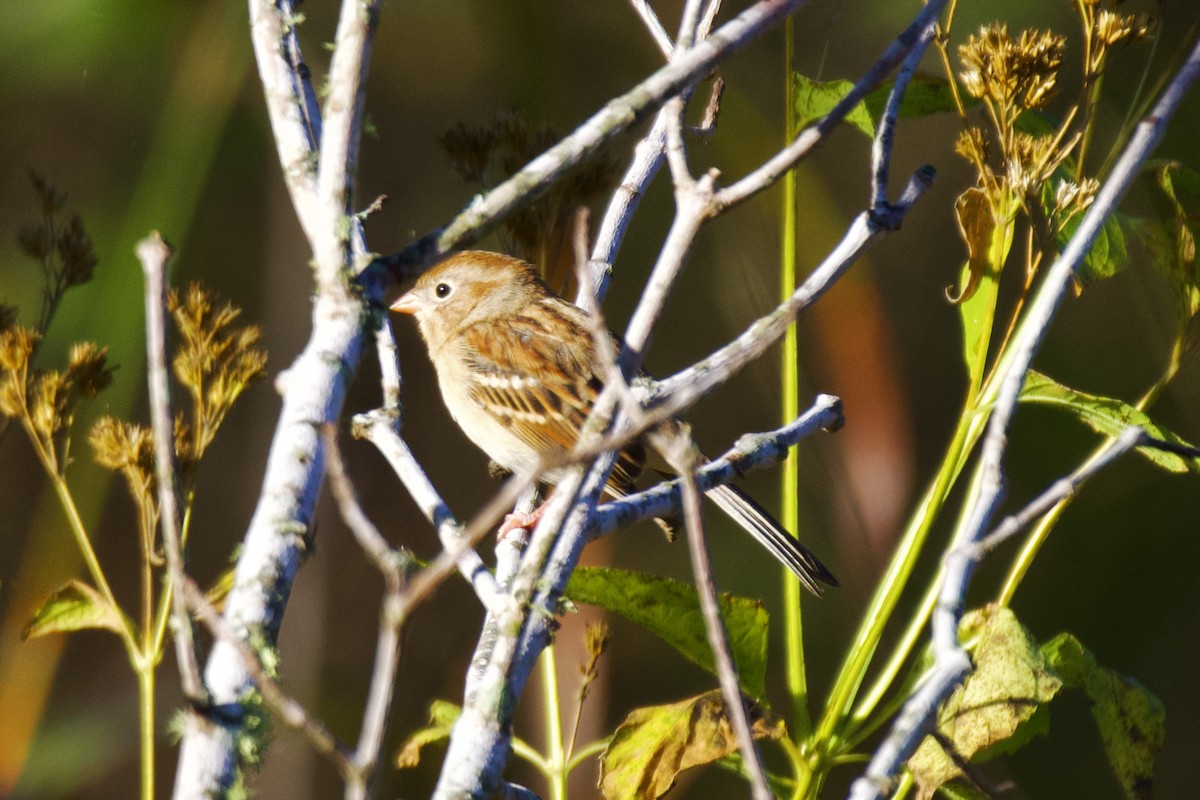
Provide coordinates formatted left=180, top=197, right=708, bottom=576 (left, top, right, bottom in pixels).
left=870, top=15, right=937, bottom=209
left=657, top=428, right=773, bottom=800
left=971, top=427, right=1147, bottom=559
left=716, top=0, right=950, bottom=210
left=174, top=1, right=381, bottom=792
left=322, top=427, right=405, bottom=800
left=137, top=231, right=205, bottom=703
left=629, top=0, right=674, bottom=57
left=652, top=165, right=934, bottom=412
left=182, top=578, right=356, bottom=780
left=593, top=393, right=843, bottom=533
left=351, top=411, right=501, bottom=609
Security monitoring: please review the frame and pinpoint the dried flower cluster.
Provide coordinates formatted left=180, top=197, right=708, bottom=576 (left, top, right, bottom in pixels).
left=0, top=327, right=113, bottom=474
left=16, top=172, right=98, bottom=334
left=959, top=24, right=1065, bottom=112
left=169, top=283, right=268, bottom=459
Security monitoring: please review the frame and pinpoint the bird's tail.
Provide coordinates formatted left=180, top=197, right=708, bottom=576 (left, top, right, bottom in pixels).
left=705, top=482, right=838, bottom=596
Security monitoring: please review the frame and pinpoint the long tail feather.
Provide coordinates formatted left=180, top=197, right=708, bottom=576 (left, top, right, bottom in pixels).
left=704, top=483, right=838, bottom=597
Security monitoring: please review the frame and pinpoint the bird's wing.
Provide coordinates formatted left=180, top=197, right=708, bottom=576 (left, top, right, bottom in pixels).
left=460, top=299, right=643, bottom=487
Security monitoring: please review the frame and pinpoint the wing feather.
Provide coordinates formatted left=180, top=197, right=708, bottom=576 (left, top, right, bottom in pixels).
left=461, top=297, right=643, bottom=487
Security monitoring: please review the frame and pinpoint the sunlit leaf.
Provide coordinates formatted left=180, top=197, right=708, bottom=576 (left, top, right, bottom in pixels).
left=863, top=74, right=962, bottom=122
left=909, top=606, right=1062, bottom=800
left=793, top=75, right=876, bottom=137
left=599, top=690, right=785, bottom=800
left=395, top=700, right=460, bottom=768
left=22, top=579, right=126, bottom=640
left=1020, top=370, right=1200, bottom=473
left=794, top=73, right=962, bottom=139
left=1060, top=207, right=1132, bottom=286
left=566, top=567, right=769, bottom=699
left=1043, top=634, right=1165, bottom=800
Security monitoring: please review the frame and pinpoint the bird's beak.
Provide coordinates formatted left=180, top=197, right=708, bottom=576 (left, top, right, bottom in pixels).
left=389, top=291, right=421, bottom=315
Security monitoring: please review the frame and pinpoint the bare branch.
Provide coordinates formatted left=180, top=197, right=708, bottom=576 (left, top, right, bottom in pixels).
left=629, top=0, right=674, bottom=57
left=182, top=579, right=356, bottom=781
left=323, top=427, right=405, bottom=799
left=351, top=411, right=501, bottom=610
left=593, top=393, right=843, bottom=533
left=656, top=428, right=773, bottom=800
left=870, top=14, right=937, bottom=209
left=137, top=231, right=205, bottom=704
left=716, top=0, right=949, bottom=210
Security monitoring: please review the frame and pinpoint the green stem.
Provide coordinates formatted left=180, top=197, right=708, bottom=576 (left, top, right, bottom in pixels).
left=780, top=15, right=812, bottom=744
left=566, top=739, right=609, bottom=773
left=137, top=658, right=155, bottom=800
left=813, top=196, right=1018, bottom=768
left=813, top=401, right=973, bottom=749
left=539, top=645, right=567, bottom=800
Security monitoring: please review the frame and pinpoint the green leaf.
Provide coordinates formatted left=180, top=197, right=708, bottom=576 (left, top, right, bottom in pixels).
left=863, top=74, right=962, bottom=122
left=1020, top=370, right=1200, bottom=473
left=1043, top=634, right=1165, bottom=800
left=1059, top=205, right=1132, bottom=286
left=793, top=75, right=875, bottom=137
left=395, top=700, right=460, bottom=769
left=566, top=567, right=769, bottom=699
left=599, top=690, right=785, bottom=800
left=793, top=73, right=962, bottom=139
left=22, top=579, right=126, bottom=640
left=1137, top=161, right=1200, bottom=321
left=909, top=607, right=1062, bottom=800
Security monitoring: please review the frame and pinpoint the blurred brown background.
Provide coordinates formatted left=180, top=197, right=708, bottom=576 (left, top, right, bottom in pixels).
left=1, top=1, right=1198, bottom=798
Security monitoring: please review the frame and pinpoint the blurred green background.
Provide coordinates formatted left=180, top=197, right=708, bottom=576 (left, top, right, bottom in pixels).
left=1, top=1, right=1197, bottom=798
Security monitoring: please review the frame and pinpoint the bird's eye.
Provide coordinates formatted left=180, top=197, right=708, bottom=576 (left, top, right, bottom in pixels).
left=435, top=282, right=453, bottom=299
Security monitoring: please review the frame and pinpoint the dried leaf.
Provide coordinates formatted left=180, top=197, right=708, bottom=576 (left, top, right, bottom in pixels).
left=1043, top=634, right=1164, bottom=800
left=909, top=606, right=1061, bottom=800
left=599, top=690, right=785, bottom=800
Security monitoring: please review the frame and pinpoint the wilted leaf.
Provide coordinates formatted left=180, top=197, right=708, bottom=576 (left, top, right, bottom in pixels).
left=950, top=188, right=996, bottom=306
left=1043, top=634, right=1165, bottom=800
left=952, top=188, right=1012, bottom=392
left=1020, top=370, right=1200, bottom=473
left=909, top=606, right=1061, bottom=800
left=395, top=700, right=461, bottom=768
left=566, top=567, right=769, bottom=699
left=599, top=690, right=785, bottom=800
left=22, top=579, right=126, bottom=640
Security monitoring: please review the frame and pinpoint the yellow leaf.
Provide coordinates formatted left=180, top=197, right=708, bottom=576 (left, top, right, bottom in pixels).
left=599, top=690, right=785, bottom=800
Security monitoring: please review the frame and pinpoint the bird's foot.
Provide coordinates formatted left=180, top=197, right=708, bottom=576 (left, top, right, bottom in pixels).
left=498, top=505, right=545, bottom=538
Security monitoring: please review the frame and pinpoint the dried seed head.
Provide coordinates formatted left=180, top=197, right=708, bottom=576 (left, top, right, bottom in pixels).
left=959, top=24, right=1065, bottom=111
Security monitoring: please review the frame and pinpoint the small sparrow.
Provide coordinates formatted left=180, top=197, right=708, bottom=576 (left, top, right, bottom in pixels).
left=390, top=251, right=837, bottom=595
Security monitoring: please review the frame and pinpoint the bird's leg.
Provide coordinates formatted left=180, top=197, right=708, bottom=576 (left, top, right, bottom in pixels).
left=498, top=502, right=546, bottom=538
